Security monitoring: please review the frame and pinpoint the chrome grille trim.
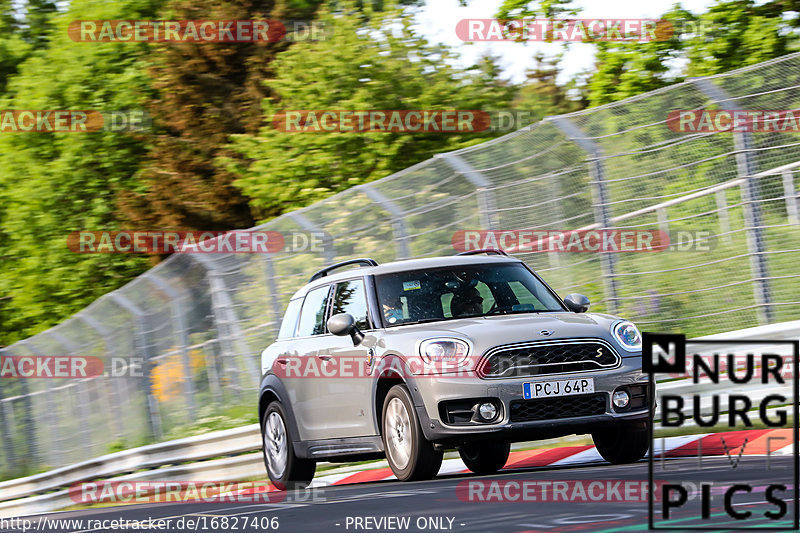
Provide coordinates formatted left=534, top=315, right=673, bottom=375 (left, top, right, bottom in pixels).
left=478, top=338, right=622, bottom=379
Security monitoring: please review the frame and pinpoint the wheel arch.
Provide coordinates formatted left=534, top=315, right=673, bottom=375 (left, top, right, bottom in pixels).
left=259, top=374, right=303, bottom=445
left=372, top=353, right=425, bottom=435
left=374, top=373, right=405, bottom=434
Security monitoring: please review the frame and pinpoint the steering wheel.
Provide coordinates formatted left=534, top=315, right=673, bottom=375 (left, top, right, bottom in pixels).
left=487, top=302, right=514, bottom=315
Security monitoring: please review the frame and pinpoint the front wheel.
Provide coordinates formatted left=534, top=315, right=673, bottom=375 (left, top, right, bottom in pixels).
left=262, top=401, right=316, bottom=490
left=382, top=384, right=443, bottom=481
left=459, top=441, right=510, bottom=474
left=592, top=423, right=649, bottom=464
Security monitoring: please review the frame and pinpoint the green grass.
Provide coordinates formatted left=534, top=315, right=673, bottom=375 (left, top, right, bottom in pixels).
left=159, top=403, right=259, bottom=442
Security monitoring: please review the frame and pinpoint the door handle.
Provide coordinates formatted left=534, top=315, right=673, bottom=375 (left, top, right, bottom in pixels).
left=317, top=354, right=333, bottom=361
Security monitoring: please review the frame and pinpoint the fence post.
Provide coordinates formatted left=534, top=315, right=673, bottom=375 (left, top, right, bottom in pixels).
left=693, top=78, right=774, bottom=324
left=76, top=313, right=126, bottom=441
left=0, top=348, right=18, bottom=470
left=289, top=212, right=335, bottom=264
left=716, top=190, right=733, bottom=243
left=656, top=207, right=669, bottom=236
left=549, top=116, right=619, bottom=314
left=146, top=273, right=197, bottom=421
left=357, top=184, right=411, bottom=259
left=437, top=153, right=499, bottom=230
left=782, top=169, right=799, bottom=225
left=48, top=330, right=94, bottom=453
left=5, top=344, right=39, bottom=470
left=20, top=341, right=62, bottom=467
left=109, top=292, right=163, bottom=440
left=190, top=254, right=259, bottom=391
left=261, top=251, right=284, bottom=337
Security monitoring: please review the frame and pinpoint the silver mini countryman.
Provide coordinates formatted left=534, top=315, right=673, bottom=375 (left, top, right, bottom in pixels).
left=259, top=250, right=651, bottom=488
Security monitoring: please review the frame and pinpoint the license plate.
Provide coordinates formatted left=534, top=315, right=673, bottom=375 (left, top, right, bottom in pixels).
left=523, top=378, right=595, bottom=399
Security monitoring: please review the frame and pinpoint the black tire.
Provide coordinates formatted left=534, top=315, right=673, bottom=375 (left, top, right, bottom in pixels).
left=262, top=401, right=316, bottom=490
left=381, top=384, right=443, bottom=481
left=459, top=441, right=510, bottom=474
left=592, top=423, right=650, bottom=464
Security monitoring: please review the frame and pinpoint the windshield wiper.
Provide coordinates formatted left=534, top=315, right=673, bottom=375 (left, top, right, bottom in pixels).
left=393, top=317, right=447, bottom=326
left=486, top=309, right=561, bottom=316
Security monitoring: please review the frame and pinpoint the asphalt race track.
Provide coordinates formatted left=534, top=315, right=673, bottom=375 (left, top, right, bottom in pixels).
left=1, top=456, right=795, bottom=533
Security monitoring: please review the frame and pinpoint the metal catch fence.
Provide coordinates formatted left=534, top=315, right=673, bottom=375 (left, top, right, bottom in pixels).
left=1, top=52, right=799, bottom=479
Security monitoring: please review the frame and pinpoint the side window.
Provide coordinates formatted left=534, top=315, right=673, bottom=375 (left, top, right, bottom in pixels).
left=330, top=279, right=370, bottom=330
left=296, top=285, right=331, bottom=337
left=277, top=298, right=303, bottom=339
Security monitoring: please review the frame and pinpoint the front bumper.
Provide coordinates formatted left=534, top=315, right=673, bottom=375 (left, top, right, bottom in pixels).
left=409, top=356, right=651, bottom=444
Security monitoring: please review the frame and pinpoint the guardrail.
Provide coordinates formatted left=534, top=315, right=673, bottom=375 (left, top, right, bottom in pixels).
left=0, top=424, right=261, bottom=517
left=0, top=453, right=266, bottom=518
left=1, top=320, right=797, bottom=518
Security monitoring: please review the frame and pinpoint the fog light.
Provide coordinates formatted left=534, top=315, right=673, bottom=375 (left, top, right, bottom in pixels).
left=478, top=402, right=498, bottom=421
left=613, top=390, right=630, bottom=409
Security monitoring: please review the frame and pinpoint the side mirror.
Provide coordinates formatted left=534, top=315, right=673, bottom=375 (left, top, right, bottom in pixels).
left=563, top=293, right=590, bottom=313
left=327, top=313, right=365, bottom=346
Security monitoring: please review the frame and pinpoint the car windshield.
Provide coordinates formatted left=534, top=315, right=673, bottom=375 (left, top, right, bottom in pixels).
left=375, top=263, right=565, bottom=326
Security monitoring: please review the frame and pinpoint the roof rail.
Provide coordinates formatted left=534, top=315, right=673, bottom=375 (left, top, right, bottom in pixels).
left=309, top=258, right=379, bottom=282
left=457, top=249, right=509, bottom=257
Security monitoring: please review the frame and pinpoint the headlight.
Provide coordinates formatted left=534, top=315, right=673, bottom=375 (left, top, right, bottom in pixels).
left=419, top=338, right=471, bottom=366
left=613, top=321, right=642, bottom=351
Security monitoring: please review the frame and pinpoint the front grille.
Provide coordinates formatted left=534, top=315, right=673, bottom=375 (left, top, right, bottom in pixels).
left=479, top=339, right=620, bottom=378
left=509, top=393, right=607, bottom=422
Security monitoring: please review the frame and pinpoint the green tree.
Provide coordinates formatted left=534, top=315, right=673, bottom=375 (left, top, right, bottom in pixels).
left=512, top=52, right=585, bottom=120
left=21, top=0, right=57, bottom=48
left=495, top=0, right=577, bottom=19
left=585, top=7, right=692, bottom=106
left=116, top=0, right=319, bottom=232
left=227, top=4, right=513, bottom=219
left=0, top=0, right=160, bottom=346
left=684, top=0, right=796, bottom=76
left=119, top=0, right=441, bottom=232
left=585, top=1, right=800, bottom=105
left=0, top=1, right=32, bottom=94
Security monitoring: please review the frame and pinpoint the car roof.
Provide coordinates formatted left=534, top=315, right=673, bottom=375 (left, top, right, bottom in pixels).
left=290, top=255, right=522, bottom=299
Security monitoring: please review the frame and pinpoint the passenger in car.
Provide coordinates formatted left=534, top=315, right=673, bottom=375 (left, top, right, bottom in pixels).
left=383, top=297, right=404, bottom=324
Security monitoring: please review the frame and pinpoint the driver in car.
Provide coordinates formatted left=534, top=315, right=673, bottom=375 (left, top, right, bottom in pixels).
left=450, top=286, right=483, bottom=318
left=383, top=297, right=404, bottom=324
